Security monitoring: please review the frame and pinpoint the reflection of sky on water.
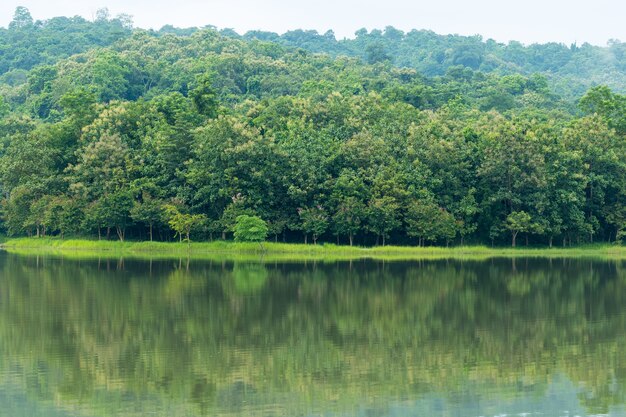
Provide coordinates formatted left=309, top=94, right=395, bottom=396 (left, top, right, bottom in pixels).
left=0, top=384, right=82, bottom=417
left=313, top=375, right=626, bottom=417
left=6, top=374, right=626, bottom=417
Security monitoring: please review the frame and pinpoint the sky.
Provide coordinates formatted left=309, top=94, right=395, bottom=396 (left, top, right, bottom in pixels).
left=0, top=0, right=624, bottom=46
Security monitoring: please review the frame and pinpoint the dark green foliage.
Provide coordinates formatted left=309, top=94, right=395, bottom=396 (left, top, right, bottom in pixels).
left=0, top=7, right=132, bottom=75
left=2, top=12, right=626, bottom=246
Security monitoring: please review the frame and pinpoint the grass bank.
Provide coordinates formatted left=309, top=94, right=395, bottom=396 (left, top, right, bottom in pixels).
left=2, top=237, right=626, bottom=261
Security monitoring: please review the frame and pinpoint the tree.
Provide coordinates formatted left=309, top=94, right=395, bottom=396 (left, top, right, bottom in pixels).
left=332, top=197, right=365, bottom=247
left=406, top=199, right=457, bottom=246
left=366, top=43, right=390, bottom=64
left=130, top=192, right=164, bottom=241
left=366, top=196, right=400, bottom=246
left=164, top=204, right=205, bottom=246
left=405, top=199, right=439, bottom=246
left=505, top=211, right=532, bottom=247
left=55, top=196, right=84, bottom=238
left=9, top=7, right=33, bottom=30
left=220, top=194, right=255, bottom=240
left=331, top=170, right=367, bottom=246
left=298, top=206, right=328, bottom=245
left=0, top=96, right=10, bottom=118
left=233, top=215, right=268, bottom=249
left=86, top=191, right=133, bottom=241
left=190, top=73, right=218, bottom=118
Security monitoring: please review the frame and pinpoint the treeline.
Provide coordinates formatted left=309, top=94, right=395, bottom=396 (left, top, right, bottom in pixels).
left=1, top=9, right=626, bottom=246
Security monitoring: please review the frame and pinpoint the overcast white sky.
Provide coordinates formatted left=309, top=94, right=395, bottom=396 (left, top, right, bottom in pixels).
left=0, top=0, right=623, bottom=46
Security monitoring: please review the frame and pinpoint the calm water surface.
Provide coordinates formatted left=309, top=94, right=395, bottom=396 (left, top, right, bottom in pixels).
left=0, top=253, right=625, bottom=416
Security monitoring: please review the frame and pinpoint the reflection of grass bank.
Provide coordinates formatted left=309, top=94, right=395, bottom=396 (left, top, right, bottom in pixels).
left=2, top=237, right=626, bottom=261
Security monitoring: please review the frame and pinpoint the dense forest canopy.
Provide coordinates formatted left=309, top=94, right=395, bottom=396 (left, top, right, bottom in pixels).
left=2, top=7, right=626, bottom=246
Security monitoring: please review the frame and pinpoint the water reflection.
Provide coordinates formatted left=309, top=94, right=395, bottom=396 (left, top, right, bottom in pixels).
left=0, top=254, right=625, bottom=416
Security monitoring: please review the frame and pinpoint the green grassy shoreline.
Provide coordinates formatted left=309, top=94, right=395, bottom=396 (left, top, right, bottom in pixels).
left=2, top=237, right=626, bottom=261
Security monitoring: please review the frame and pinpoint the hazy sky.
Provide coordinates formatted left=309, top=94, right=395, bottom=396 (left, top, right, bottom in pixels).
left=0, top=0, right=624, bottom=46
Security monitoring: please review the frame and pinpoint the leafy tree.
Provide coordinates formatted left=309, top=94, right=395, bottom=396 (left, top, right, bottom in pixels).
left=190, top=73, right=218, bottom=118
left=220, top=194, right=255, bottom=239
left=130, top=192, right=165, bottom=241
left=9, top=7, right=33, bottom=30
left=366, top=196, right=400, bottom=246
left=505, top=211, right=532, bottom=247
left=298, top=206, right=328, bottom=245
left=88, top=191, right=134, bottom=241
left=164, top=204, right=206, bottom=245
left=233, top=215, right=269, bottom=247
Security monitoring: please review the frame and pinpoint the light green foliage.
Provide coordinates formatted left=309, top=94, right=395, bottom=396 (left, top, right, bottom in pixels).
left=0, top=96, right=9, bottom=117
left=505, top=211, right=532, bottom=247
left=164, top=204, right=206, bottom=244
left=233, top=215, right=268, bottom=243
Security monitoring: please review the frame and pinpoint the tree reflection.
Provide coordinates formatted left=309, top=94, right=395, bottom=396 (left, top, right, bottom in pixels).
left=0, top=255, right=625, bottom=416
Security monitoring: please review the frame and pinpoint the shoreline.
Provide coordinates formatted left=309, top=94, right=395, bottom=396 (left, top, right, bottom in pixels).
left=2, top=238, right=626, bottom=261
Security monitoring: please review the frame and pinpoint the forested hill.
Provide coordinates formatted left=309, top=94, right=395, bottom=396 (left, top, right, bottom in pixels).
left=2, top=7, right=626, bottom=247
left=4, top=7, right=626, bottom=101
left=243, top=28, right=626, bottom=101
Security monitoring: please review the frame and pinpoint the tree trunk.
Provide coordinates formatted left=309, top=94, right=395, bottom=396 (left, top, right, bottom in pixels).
left=149, top=223, right=153, bottom=242
left=116, top=226, right=125, bottom=242
left=304, top=234, right=308, bottom=245
left=349, top=233, right=353, bottom=247
left=525, top=235, right=529, bottom=246
left=512, top=231, right=517, bottom=247
left=98, top=228, right=101, bottom=241
left=549, top=236, right=553, bottom=248
left=106, top=227, right=110, bottom=240
left=222, top=231, right=226, bottom=240
left=376, top=234, right=380, bottom=246
left=382, top=235, right=385, bottom=247
left=313, top=235, right=318, bottom=245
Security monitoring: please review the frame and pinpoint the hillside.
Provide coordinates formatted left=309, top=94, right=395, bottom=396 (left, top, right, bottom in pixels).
left=246, top=27, right=626, bottom=101
left=1, top=7, right=626, bottom=247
